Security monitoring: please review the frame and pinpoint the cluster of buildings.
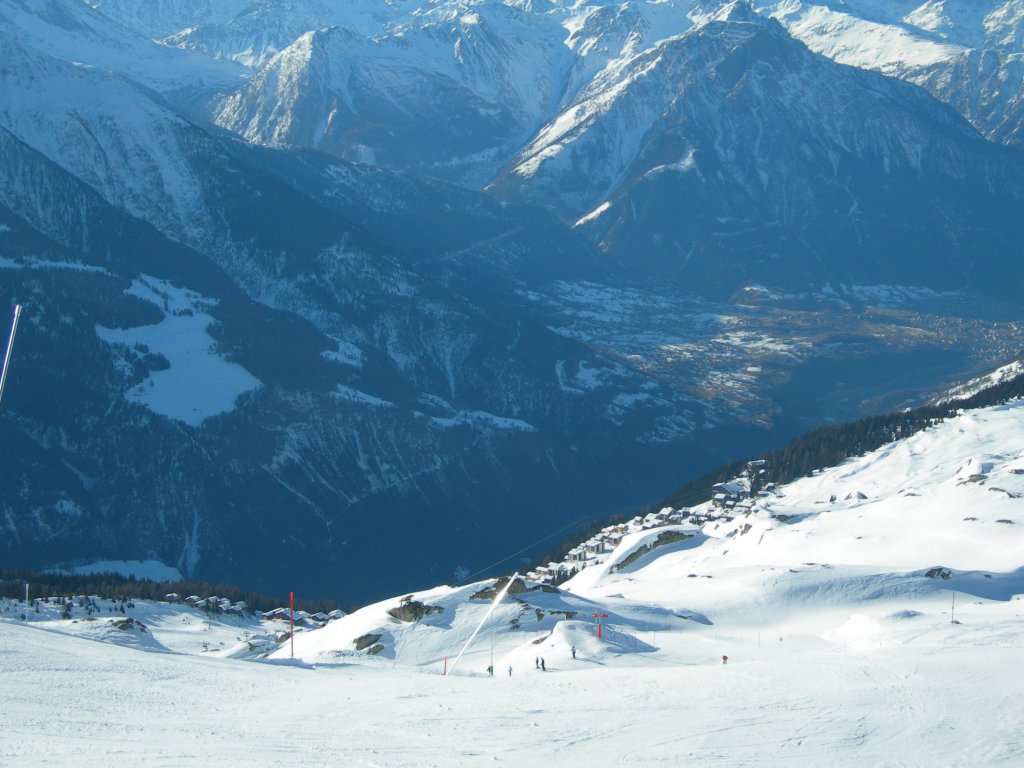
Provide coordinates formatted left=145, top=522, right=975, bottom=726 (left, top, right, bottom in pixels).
left=163, top=593, right=346, bottom=627
left=525, top=460, right=773, bottom=586
left=164, top=593, right=250, bottom=616
left=524, top=507, right=691, bottom=585
left=261, top=606, right=346, bottom=628
left=709, top=459, right=774, bottom=511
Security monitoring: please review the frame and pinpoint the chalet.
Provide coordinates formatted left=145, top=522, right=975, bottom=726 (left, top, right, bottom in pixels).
left=711, top=478, right=751, bottom=510
left=667, top=508, right=690, bottom=523
left=712, top=480, right=748, bottom=498
left=584, top=539, right=607, bottom=555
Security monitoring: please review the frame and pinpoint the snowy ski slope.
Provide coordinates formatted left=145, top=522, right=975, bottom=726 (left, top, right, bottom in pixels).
left=1, top=399, right=1023, bottom=765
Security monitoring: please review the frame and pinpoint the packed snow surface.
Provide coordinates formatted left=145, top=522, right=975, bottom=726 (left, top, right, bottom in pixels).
left=2, top=399, right=1024, bottom=765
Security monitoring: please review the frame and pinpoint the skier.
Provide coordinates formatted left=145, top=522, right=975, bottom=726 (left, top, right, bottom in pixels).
left=540, top=657, right=546, bottom=671
left=535, top=656, right=539, bottom=669
left=571, top=645, right=576, bottom=660
left=507, top=665, right=513, bottom=677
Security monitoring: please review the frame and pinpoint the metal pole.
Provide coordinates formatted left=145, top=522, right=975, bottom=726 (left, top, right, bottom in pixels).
left=0, top=304, right=22, bottom=409
left=448, top=572, right=519, bottom=676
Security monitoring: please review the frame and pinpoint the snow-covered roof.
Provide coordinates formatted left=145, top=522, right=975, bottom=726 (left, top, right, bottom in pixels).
left=713, top=480, right=748, bottom=496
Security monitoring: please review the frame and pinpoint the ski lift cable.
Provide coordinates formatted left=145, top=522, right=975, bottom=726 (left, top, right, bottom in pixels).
left=450, top=514, right=593, bottom=586
left=452, top=499, right=648, bottom=587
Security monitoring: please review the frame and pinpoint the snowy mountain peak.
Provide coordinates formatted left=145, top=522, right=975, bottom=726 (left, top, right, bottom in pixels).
left=708, top=0, right=762, bottom=26
left=88, top=0, right=250, bottom=40
left=0, top=0, right=245, bottom=90
left=761, top=1, right=1024, bottom=143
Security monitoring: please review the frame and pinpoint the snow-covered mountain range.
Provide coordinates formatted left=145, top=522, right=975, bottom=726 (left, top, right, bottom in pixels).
left=493, top=4, right=1024, bottom=296
left=2, top=391, right=1022, bottom=765
left=1, top=0, right=1023, bottom=604
left=766, top=0, right=1024, bottom=145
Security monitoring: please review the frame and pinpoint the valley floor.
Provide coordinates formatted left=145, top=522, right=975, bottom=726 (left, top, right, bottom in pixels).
left=2, top=594, right=1021, bottom=767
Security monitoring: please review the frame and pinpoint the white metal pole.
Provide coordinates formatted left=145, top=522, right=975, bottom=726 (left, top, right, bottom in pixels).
left=0, top=304, right=22, bottom=409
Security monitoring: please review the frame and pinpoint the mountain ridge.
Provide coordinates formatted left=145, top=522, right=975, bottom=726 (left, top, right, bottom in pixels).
left=1, top=0, right=1023, bottom=604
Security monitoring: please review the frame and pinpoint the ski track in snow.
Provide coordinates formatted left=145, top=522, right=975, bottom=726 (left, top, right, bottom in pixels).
left=0, top=605, right=1022, bottom=766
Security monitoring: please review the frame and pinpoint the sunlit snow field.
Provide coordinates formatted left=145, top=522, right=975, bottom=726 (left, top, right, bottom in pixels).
left=2, top=597, right=1021, bottom=766
left=3, top=401, right=1024, bottom=766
